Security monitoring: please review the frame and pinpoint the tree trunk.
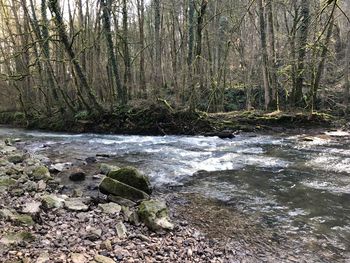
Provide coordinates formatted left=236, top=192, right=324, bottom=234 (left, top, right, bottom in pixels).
left=292, top=0, right=310, bottom=107
left=345, top=32, right=350, bottom=112
left=48, top=0, right=103, bottom=112
left=257, top=0, right=271, bottom=110
left=100, top=0, right=126, bottom=105
left=154, top=0, right=162, bottom=92
left=136, top=0, right=146, bottom=98
left=122, top=0, right=132, bottom=99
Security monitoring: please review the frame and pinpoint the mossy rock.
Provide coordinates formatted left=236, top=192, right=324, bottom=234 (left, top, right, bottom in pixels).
left=7, top=154, right=24, bottom=164
left=0, top=231, right=35, bottom=245
left=32, top=166, right=52, bottom=181
left=100, top=163, right=120, bottom=175
left=138, top=200, right=174, bottom=231
left=107, top=167, right=152, bottom=194
left=0, top=177, right=16, bottom=187
left=41, top=194, right=65, bottom=209
left=99, top=177, right=149, bottom=203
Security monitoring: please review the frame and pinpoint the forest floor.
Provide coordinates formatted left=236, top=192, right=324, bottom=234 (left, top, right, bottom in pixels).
left=0, top=104, right=345, bottom=136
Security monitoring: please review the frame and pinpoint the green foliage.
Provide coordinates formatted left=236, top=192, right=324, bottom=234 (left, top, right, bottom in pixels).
left=74, top=110, right=89, bottom=120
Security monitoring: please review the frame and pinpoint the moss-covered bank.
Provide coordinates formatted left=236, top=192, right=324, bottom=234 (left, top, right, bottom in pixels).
left=0, top=104, right=337, bottom=135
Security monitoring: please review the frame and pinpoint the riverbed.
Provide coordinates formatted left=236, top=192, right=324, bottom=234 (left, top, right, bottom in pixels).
left=1, top=126, right=349, bottom=262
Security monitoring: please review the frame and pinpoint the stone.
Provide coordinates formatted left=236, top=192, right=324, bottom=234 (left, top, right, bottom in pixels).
left=22, top=180, right=38, bottom=192
left=129, top=211, right=140, bottom=226
left=37, top=180, right=47, bottom=191
left=0, top=232, right=35, bottom=245
left=115, top=222, right=127, bottom=239
left=101, top=240, right=113, bottom=251
left=100, top=163, right=120, bottom=175
left=98, top=202, right=121, bottom=215
left=7, top=154, right=24, bottom=164
left=41, top=194, right=65, bottom=209
left=138, top=200, right=174, bottom=231
left=99, top=177, right=149, bottom=203
left=64, top=198, right=89, bottom=211
left=32, top=166, right=52, bottom=181
left=108, top=167, right=152, bottom=194
left=85, top=157, right=97, bottom=163
left=69, top=168, right=86, bottom=181
left=12, top=214, right=35, bottom=226
left=36, top=252, right=50, bottom=263
left=0, top=208, right=34, bottom=226
left=94, top=255, right=116, bottom=263
left=0, top=177, right=16, bottom=187
left=22, top=201, right=41, bottom=214
left=108, top=195, right=136, bottom=207
left=71, top=253, right=87, bottom=263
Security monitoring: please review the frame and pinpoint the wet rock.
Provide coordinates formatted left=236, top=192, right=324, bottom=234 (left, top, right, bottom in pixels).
left=7, top=154, right=25, bottom=164
left=41, top=194, right=65, bottom=209
left=69, top=168, right=86, bottom=181
left=0, top=232, right=35, bottom=245
left=98, top=202, right=121, bottom=215
left=49, top=163, right=70, bottom=173
left=116, top=221, right=127, bottom=239
left=100, top=163, right=120, bottom=175
left=108, top=195, right=136, bottom=207
left=138, top=200, right=174, bottom=231
left=108, top=167, right=152, bottom=195
left=85, top=157, right=97, bottom=163
left=94, top=255, right=116, bottom=263
left=99, top=177, right=149, bottom=202
left=64, top=198, right=89, bottom=212
left=32, top=166, right=52, bottom=181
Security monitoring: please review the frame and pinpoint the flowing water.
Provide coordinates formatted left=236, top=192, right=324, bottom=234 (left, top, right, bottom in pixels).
left=0, top=126, right=350, bottom=261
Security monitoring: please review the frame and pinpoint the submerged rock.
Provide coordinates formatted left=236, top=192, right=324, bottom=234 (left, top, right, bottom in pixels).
left=108, top=167, right=152, bottom=195
left=138, top=200, right=174, bottom=231
left=99, top=177, right=149, bottom=202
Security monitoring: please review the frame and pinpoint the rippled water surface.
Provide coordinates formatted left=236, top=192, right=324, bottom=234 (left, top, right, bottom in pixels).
left=1, top=126, right=349, bottom=259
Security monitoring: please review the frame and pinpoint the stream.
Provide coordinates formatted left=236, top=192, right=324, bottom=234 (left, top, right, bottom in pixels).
left=0, top=126, right=349, bottom=261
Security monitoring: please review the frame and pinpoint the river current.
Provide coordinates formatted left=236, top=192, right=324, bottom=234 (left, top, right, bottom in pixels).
left=0, top=126, right=349, bottom=261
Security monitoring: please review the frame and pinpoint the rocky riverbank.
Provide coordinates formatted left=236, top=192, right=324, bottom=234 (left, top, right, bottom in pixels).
left=0, top=139, right=231, bottom=263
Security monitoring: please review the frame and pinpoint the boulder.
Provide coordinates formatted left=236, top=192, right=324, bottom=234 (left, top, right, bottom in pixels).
left=108, top=167, right=152, bottom=194
left=99, top=177, right=149, bottom=202
left=71, top=253, right=87, bottom=263
left=98, top=202, right=121, bottom=215
left=68, top=168, right=86, bottom=181
left=138, top=200, right=174, bottom=231
left=99, top=163, right=120, bottom=175
left=32, top=166, right=52, bottom=181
